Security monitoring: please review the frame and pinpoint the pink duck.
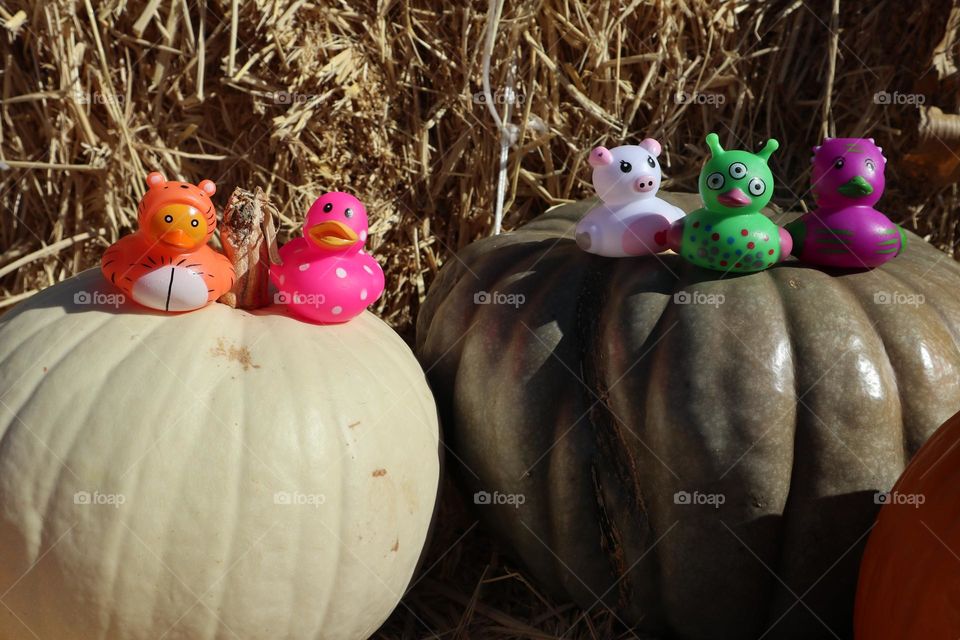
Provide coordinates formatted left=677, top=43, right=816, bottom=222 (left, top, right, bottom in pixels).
left=270, top=192, right=384, bottom=324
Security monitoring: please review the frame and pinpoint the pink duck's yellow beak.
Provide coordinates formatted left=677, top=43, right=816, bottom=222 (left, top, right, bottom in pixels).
left=308, top=220, right=359, bottom=249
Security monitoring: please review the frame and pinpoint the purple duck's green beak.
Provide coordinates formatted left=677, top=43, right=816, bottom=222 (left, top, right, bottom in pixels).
left=837, top=175, right=873, bottom=198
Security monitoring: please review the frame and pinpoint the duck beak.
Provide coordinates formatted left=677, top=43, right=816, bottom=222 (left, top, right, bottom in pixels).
left=308, top=220, right=359, bottom=250
left=717, top=187, right=751, bottom=208
left=837, top=175, right=873, bottom=197
left=160, top=229, right=194, bottom=248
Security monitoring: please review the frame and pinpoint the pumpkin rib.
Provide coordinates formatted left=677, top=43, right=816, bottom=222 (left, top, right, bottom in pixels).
left=837, top=264, right=960, bottom=457
left=574, top=255, right=651, bottom=621
left=598, top=257, right=689, bottom=627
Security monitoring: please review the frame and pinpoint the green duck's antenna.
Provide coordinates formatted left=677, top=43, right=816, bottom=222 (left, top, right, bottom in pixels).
left=705, top=132, right=724, bottom=157
left=756, top=138, right=780, bottom=163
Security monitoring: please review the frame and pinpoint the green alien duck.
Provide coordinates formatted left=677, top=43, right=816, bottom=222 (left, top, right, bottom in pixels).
left=668, top=133, right=792, bottom=273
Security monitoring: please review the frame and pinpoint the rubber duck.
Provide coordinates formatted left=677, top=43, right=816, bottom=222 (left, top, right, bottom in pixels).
left=575, top=139, right=685, bottom=256
left=668, top=133, right=792, bottom=273
left=270, top=192, right=384, bottom=324
left=785, top=137, right=906, bottom=268
left=101, top=172, right=234, bottom=311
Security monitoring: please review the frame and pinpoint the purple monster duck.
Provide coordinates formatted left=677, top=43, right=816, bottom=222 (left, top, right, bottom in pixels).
left=785, top=138, right=907, bottom=268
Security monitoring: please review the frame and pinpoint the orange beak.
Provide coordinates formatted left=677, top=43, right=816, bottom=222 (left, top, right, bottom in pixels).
left=160, top=229, right=194, bottom=248
left=308, top=220, right=359, bottom=250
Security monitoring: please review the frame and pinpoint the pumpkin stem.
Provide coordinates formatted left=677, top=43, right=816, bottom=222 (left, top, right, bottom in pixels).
left=218, top=187, right=280, bottom=310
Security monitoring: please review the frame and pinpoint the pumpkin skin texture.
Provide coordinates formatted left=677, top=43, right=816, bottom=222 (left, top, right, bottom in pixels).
left=0, top=270, right=440, bottom=640
left=415, top=193, right=960, bottom=639
left=854, top=409, right=960, bottom=639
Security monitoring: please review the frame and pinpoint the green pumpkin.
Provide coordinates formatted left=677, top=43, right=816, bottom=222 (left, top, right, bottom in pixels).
left=416, top=193, right=960, bottom=639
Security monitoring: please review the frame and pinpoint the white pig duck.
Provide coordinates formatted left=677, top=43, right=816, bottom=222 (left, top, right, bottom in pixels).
left=575, top=139, right=685, bottom=257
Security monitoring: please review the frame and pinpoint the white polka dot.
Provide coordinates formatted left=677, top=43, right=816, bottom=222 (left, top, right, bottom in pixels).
left=299, top=263, right=310, bottom=271
left=360, top=230, right=367, bottom=242
left=335, top=267, right=347, bottom=278
left=360, top=288, right=368, bottom=300
left=331, top=306, right=343, bottom=315
left=363, top=265, right=373, bottom=275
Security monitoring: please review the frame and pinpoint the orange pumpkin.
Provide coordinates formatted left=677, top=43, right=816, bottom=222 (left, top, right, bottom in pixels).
left=855, top=409, right=960, bottom=639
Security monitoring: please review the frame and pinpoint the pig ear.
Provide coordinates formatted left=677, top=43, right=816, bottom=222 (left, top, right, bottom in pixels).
left=146, top=172, right=166, bottom=188
left=198, top=180, right=216, bottom=196
left=639, top=137, right=662, bottom=158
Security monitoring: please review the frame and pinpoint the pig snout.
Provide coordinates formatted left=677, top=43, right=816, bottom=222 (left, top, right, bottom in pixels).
left=633, top=175, right=657, bottom=193
left=589, top=146, right=613, bottom=167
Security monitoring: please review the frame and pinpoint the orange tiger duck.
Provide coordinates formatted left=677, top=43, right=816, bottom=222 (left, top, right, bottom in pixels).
left=101, top=172, right=234, bottom=312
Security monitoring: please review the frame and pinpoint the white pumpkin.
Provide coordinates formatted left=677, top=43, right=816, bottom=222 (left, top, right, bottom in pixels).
left=0, top=269, right=440, bottom=640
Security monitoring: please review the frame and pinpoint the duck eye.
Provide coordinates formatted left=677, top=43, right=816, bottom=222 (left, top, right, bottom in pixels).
left=833, top=157, right=845, bottom=169
left=164, top=214, right=174, bottom=223
left=322, top=202, right=334, bottom=213
left=344, top=207, right=354, bottom=218
left=729, top=162, right=747, bottom=179
left=748, top=177, right=765, bottom=196
left=619, top=160, right=632, bottom=174
left=191, top=219, right=199, bottom=227
left=646, top=156, right=656, bottom=168
left=865, top=158, right=876, bottom=172
left=706, top=172, right=725, bottom=190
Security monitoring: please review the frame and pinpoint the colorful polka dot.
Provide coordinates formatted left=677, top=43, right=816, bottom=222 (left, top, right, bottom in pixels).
left=299, top=263, right=310, bottom=271
left=726, top=237, right=734, bottom=245
left=690, top=235, right=697, bottom=242
left=735, top=262, right=742, bottom=267
left=710, top=247, right=719, bottom=255
left=360, top=288, right=368, bottom=300
left=711, top=233, right=720, bottom=241
left=693, top=221, right=701, bottom=228
left=335, top=267, right=347, bottom=278
left=723, top=252, right=730, bottom=258
left=331, top=306, right=343, bottom=315
left=697, top=248, right=708, bottom=257
left=741, top=229, right=749, bottom=236
left=735, top=250, right=742, bottom=256
left=763, top=234, right=770, bottom=242
left=720, top=260, right=728, bottom=266
left=363, top=265, right=374, bottom=275
left=747, top=242, right=755, bottom=249
left=768, top=249, right=775, bottom=255
left=705, top=224, right=713, bottom=231
left=360, top=230, right=368, bottom=242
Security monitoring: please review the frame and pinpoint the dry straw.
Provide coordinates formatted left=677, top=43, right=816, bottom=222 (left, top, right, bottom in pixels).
left=1, top=0, right=959, bottom=636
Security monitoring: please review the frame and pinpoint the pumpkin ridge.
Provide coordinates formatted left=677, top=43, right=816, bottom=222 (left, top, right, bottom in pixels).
left=574, top=256, right=644, bottom=617
left=874, top=253, right=960, bottom=349
left=761, top=267, right=816, bottom=634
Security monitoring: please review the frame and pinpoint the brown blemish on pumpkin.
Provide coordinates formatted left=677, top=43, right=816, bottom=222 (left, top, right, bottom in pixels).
left=372, top=468, right=387, bottom=477
left=210, top=338, right=260, bottom=371
left=391, top=539, right=399, bottom=552
left=788, top=278, right=801, bottom=289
